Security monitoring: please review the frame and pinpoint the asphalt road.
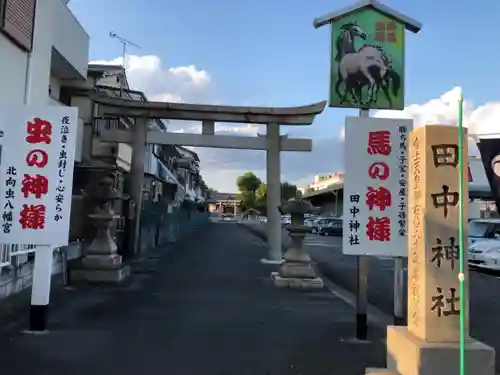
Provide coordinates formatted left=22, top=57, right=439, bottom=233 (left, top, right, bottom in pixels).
left=0, top=222, right=387, bottom=375
left=242, top=222, right=500, bottom=372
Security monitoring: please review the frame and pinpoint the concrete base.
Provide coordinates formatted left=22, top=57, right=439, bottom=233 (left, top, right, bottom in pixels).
left=72, top=265, right=131, bottom=283
left=365, top=368, right=400, bottom=375
left=260, top=258, right=285, bottom=265
left=81, top=254, right=122, bottom=269
left=271, top=271, right=324, bottom=289
left=381, top=326, right=495, bottom=375
left=279, top=261, right=317, bottom=278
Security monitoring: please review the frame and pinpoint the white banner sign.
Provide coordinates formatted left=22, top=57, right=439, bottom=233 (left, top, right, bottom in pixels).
left=342, top=116, right=413, bottom=257
left=0, top=106, right=78, bottom=246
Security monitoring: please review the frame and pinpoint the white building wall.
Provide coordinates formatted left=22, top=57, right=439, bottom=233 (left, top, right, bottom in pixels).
left=27, top=0, right=55, bottom=105
left=0, top=0, right=88, bottom=106
left=0, top=36, right=27, bottom=104
left=52, top=0, right=89, bottom=78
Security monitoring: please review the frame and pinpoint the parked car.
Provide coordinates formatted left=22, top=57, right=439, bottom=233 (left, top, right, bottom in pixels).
left=468, top=219, right=500, bottom=270
left=280, top=215, right=291, bottom=225
left=304, top=217, right=318, bottom=227
left=319, top=218, right=343, bottom=236
left=309, top=217, right=339, bottom=234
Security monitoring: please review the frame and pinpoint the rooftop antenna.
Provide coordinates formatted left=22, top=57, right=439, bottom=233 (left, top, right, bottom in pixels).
left=109, top=31, right=140, bottom=97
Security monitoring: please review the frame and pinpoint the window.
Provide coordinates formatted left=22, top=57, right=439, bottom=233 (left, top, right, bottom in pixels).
left=1, top=0, right=36, bottom=51
left=59, top=87, right=72, bottom=106
left=469, top=221, right=490, bottom=238
left=375, top=21, right=397, bottom=43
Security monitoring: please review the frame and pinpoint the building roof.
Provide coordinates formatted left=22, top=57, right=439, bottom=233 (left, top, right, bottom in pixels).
left=212, top=192, right=239, bottom=201
left=175, top=145, right=200, bottom=161
left=243, top=208, right=261, bottom=215
left=313, top=0, right=422, bottom=33
left=88, top=64, right=124, bottom=75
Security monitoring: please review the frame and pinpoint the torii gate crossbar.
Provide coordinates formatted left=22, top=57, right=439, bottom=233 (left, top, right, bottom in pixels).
left=91, top=94, right=327, bottom=261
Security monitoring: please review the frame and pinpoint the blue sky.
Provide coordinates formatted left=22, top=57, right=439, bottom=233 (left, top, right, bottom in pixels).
left=69, top=0, right=500, bottom=191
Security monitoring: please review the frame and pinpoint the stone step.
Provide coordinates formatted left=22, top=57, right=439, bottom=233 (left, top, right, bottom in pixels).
left=365, top=368, right=401, bottom=375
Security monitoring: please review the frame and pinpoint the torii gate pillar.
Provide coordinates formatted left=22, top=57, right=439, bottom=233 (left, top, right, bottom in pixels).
left=129, top=118, right=148, bottom=256
left=263, top=123, right=283, bottom=264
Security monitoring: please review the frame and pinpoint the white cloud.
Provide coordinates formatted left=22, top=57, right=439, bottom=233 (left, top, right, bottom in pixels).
left=90, top=55, right=211, bottom=104
left=337, top=87, right=500, bottom=158
left=373, top=87, right=499, bottom=138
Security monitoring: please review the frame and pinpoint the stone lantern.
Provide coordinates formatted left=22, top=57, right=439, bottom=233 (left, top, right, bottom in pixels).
left=272, top=191, right=324, bottom=289
left=73, top=175, right=131, bottom=283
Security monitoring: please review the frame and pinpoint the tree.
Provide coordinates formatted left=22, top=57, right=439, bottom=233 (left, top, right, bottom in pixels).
left=236, top=172, right=262, bottom=210
left=236, top=172, right=262, bottom=194
left=281, top=182, right=297, bottom=201
left=255, top=183, right=267, bottom=213
left=235, top=172, right=297, bottom=212
left=205, top=187, right=218, bottom=199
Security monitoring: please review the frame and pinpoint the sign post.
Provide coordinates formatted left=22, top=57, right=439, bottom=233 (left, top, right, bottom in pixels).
left=313, top=0, right=422, bottom=339
left=0, top=106, right=78, bottom=332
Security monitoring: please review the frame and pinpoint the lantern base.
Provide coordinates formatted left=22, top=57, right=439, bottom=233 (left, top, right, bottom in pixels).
left=271, top=271, right=324, bottom=289
left=72, top=264, right=130, bottom=284
left=260, top=258, right=285, bottom=265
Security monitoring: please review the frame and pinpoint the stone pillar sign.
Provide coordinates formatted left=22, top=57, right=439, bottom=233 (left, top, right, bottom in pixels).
left=407, top=125, right=469, bottom=342
left=366, top=125, right=495, bottom=375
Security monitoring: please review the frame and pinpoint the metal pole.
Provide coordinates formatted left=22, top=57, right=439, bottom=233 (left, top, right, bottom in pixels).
left=120, top=42, right=126, bottom=98
left=356, top=254, right=369, bottom=340
left=129, top=117, right=148, bottom=256
left=23, top=52, right=33, bottom=104
left=393, top=256, right=405, bottom=325
left=356, top=108, right=370, bottom=340
left=29, top=246, right=54, bottom=332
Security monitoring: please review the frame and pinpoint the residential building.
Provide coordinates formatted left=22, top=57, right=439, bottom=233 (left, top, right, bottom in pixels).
left=0, top=0, right=89, bottom=106
left=67, top=63, right=209, bottom=244
left=310, top=172, right=344, bottom=191
left=0, top=0, right=88, bottom=298
left=298, top=172, right=345, bottom=195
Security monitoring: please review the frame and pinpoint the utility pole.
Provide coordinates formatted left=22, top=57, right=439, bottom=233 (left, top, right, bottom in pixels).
left=109, top=32, right=140, bottom=97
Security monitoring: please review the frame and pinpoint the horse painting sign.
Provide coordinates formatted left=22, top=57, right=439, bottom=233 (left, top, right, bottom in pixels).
left=313, top=0, right=422, bottom=110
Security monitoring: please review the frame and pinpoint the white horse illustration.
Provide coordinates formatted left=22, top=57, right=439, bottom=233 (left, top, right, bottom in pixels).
left=334, top=22, right=393, bottom=105
left=348, top=44, right=401, bottom=107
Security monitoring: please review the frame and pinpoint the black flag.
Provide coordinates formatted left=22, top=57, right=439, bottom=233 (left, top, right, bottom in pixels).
left=477, top=138, right=500, bottom=215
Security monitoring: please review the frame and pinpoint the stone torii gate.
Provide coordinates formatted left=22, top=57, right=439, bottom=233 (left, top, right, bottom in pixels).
left=91, top=94, right=326, bottom=262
